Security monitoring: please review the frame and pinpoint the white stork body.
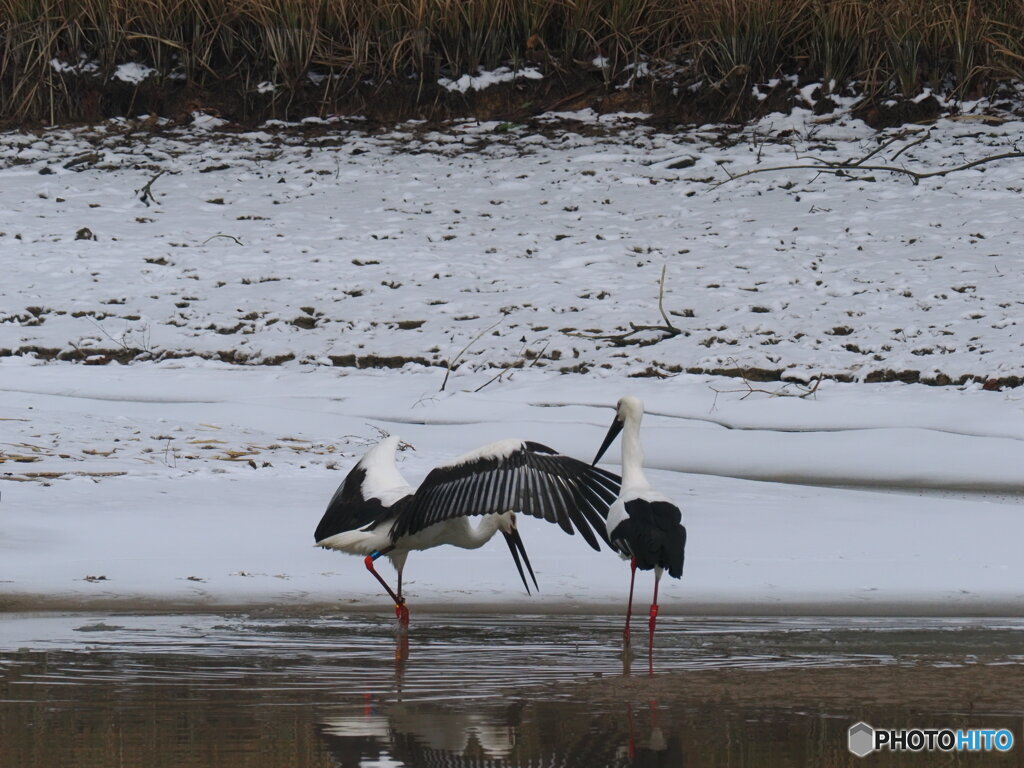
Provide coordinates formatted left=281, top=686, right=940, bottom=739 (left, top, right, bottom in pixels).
left=316, top=439, right=514, bottom=563
left=315, top=436, right=620, bottom=626
left=593, top=397, right=686, bottom=664
left=320, top=512, right=512, bottom=558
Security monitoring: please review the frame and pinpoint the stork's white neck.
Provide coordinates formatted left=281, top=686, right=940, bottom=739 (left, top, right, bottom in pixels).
left=620, top=415, right=650, bottom=489
left=360, top=436, right=414, bottom=504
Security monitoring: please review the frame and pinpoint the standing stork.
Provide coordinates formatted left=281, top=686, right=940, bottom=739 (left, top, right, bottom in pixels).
left=592, top=396, right=686, bottom=665
left=315, top=436, right=621, bottom=626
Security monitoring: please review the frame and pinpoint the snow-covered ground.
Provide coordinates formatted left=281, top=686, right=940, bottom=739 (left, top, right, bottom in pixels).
left=2, top=108, right=1023, bottom=383
left=3, top=107, right=1024, bottom=615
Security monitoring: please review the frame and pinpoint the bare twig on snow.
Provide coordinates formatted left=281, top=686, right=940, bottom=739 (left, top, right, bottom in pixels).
left=440, top=319, right=502, bottom=392
left=715, top=130, right=1024, bottom=187
left=709, top=371, right=823, bottom=411
left=566, top=265, right=684, bottom=348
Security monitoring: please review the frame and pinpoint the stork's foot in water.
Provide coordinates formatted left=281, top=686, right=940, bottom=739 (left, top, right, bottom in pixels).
left=394, top=600, right=410, bottom=632
left=394, top=632, right=410, bottom=663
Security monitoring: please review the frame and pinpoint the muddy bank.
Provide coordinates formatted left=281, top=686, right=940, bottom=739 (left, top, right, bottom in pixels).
left=573, top=663, right=1024, bottom=711
left=7, top=594, right=1024, bottom=617
left=0, top=60, right=968, bottom=130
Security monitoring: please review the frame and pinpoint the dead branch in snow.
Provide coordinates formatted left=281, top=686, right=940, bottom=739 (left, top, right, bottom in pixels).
left=339, top=425, right=415, bottom=452
left=202, top=233, right=244, bottom=246
left=566, top=265, right=684, bottom=347
left=440, top=318, right=502, bottom=392
left=136, top=170, right=166, bottom=206
left=87, top=318, right=153, bottom=358
left=709, top=369, right=823, bottom=410
left=473, top=338, right=551, bottom=393
left=715, top=129, right=1024, bottom=187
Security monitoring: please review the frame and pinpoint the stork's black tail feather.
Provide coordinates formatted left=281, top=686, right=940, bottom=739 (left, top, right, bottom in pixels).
left=609, top=499, right=686, bottom=578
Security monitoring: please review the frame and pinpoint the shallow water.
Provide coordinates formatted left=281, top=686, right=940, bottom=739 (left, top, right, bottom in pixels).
left=2, top=614, right=1023, bottom=766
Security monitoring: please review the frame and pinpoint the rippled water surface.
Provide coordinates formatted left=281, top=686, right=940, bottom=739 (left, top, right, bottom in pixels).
left=2, top=614, right=1024, bottom=767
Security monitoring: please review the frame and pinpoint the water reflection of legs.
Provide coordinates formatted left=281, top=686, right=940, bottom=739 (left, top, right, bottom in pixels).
left=625, top=702, right=636, bottom=760
left=623, top=699, right=670, bottom=765
left=394, top=632, right=409, bottom=692
left=648, top=568, right=662, bottom=676
left=646, top=698, right=667, bottom=754
left=623, top=557, right=637, bottom=645
left=621, top=558, right=638, bottom=668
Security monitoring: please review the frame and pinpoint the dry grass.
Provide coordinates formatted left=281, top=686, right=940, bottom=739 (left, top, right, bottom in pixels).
left=2, top=0, right=1024, bottom=124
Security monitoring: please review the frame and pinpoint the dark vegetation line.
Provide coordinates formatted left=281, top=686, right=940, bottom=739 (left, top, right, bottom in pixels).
left=2, top=0, right=1024, bottom=126
left=1, top=345, right=1020, bottom=389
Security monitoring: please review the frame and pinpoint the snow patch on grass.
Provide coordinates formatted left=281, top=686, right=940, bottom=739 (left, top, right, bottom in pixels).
left=113, top=63, right=157, bottom=84
left=438, top=66, right=543, bottom=93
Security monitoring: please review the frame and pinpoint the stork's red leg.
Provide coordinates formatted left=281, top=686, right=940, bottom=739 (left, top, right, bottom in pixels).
left=624, top=557, right=637, bottom=645
left=648, top=573, right=661, bottom=675
left=364, top=547, right=402, bottom=605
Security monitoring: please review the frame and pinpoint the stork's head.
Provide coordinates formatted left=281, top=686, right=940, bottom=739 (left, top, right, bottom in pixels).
left=593, top=395, right=644, bottom=465
left=616, top=395, right=644, bottom=423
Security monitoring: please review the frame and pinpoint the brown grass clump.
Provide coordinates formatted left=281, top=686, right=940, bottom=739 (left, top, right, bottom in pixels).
left=1, top=0, right=1024, bottom=125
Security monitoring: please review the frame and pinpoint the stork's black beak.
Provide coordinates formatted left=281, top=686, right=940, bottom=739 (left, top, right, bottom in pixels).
left=593, top=416, right=624, bottom=466
left=503, top=528, right=539, bottom=595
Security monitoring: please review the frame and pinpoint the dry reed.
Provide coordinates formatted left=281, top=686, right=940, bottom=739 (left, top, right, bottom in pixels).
left=1, top=0, right=1023, bottom=124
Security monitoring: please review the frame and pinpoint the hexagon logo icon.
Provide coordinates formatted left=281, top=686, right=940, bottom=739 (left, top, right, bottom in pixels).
left=848, top=722, right=875, bottom=757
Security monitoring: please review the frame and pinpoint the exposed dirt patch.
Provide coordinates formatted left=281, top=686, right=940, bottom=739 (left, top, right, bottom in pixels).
left=2, top=72, right=991, bottom=131
left=1, top=346, right=1018, bottom=388
left=327, top=353, right=441, bottom=369
left=853, top=95, right=944, bottom=129
left=0, top=346, right=294, bottom=366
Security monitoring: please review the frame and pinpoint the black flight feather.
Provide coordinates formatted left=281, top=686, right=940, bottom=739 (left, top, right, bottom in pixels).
left=389, top=441, right=621, bottom=549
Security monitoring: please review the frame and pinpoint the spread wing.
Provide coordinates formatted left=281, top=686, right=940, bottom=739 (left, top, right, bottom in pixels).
left=389, top=440, right=621, bottom=550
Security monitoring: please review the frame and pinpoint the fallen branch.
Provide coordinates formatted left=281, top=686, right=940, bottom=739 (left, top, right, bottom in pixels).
left=339, top=425, right=415, bottom=452
left=440, top=319, right=502, bottom=392
left=715, top=130, right=1024, bottom=187
left=202, top=233, right=244, bottom=246
left=473, top=339, right=550, bottom=393
left=136, top=170, right=166, bottom=206
left=566, top=265, right=684, bottom=347
left=86, top=318, right=153, bottom=358
left=710, top=372, right=823, bottom=408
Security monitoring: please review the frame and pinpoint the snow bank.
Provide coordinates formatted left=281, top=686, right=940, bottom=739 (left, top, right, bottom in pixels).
left=3, top=363, right=1023, bottom=614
